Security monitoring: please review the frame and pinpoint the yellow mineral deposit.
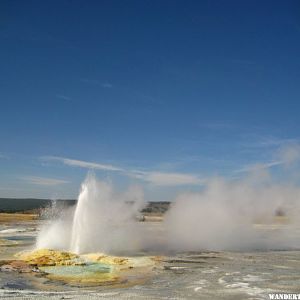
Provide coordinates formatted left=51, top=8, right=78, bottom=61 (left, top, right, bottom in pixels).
left=15, top=249, right=161, bottom=286
left=82, top=253, right=157, bottom=269
left=16, top=249, right=83, bottom=266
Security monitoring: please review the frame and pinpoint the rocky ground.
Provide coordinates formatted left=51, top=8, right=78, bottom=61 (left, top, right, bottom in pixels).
left=0, top=213, right=300, bottom=299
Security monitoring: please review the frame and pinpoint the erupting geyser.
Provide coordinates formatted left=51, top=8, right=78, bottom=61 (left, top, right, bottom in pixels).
left=37, top=154, right=300, bottom=254
left=36, top=174, right=145, bottom=254
left=69, top=175, right=112, bottom=254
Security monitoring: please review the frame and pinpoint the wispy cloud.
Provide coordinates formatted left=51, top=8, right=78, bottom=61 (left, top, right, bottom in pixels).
left=0, top=153, right=9, bottom=159
left=241, top=135, right=298, bottom=149
left=41, top=156, right=123, bottom=172
left=40, top=156, right=203, bottom=186
left=235, top=144, right=300, bottom=173
left=55, top=94, right=71, bottom=101
left=258, top=137, right=295, bottom=147
left=131, top=171, right=204, bottom=186
left=235, top=160, right=284, bottom=173
left=20, top=176, right=69, bottom=186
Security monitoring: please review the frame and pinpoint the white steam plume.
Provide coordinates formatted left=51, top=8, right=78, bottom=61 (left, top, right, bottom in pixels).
left=36, top=173, right=145, bottom=254
left=164, top=176, right=300, bottom=251
left=37, top=145, right=300, bottom=253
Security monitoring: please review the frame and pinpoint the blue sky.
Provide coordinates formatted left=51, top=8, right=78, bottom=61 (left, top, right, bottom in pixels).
left=1, top=1, right=300, bottom=200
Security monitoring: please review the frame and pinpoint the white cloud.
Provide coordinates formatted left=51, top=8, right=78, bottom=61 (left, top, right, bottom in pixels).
left=235, top=144, right=300, bottom=174
left=235, top=160, right=284, bottom=173
left=41, top=156, right=123, bottom=172
left=40, top=156, right=203, bottom=186
left=234, top=142, right=300, bottom=173
left=131, top=171, right=204, bottom=186
left=21, top=176, right=69, bottom=186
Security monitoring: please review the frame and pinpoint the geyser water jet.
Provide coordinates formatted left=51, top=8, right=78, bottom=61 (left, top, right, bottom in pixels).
left=37, top=174, right=145, bottom=254
left=70, top=174, right=145, bottom=254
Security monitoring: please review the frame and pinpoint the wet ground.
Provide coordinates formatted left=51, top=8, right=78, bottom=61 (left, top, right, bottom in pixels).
left=0, top=218, right=299, bottom=299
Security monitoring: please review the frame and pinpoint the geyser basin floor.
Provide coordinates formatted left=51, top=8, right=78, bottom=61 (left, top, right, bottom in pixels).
left=1, top=217, right=300, bottom=299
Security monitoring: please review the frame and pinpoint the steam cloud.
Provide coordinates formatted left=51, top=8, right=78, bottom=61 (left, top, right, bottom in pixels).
left=37, top=173, right=145, bottom=254
left=36, top=145, right=300, bottom=254
left=164, top=177, right=300, bottom=251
